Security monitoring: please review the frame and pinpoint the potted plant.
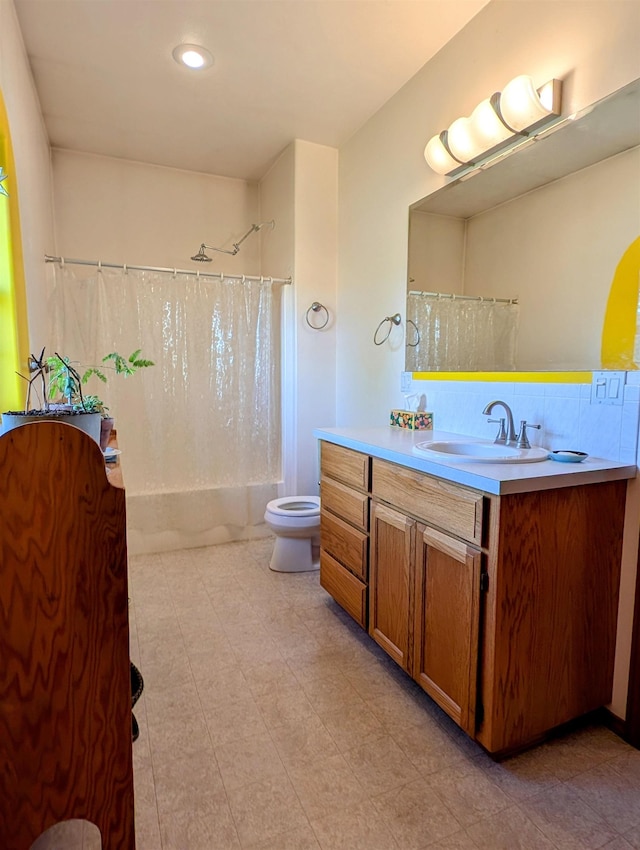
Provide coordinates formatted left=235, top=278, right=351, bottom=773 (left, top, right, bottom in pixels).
left=1, top=348, right=154, bottom=449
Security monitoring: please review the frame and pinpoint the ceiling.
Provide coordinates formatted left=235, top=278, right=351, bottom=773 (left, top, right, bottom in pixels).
left=13, top=0, right=490, bottom=181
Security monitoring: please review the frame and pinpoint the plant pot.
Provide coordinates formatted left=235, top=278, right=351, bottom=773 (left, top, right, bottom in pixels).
left=100, top=417, right=115, bottom=451
left=1, top=410, right=102, bottom=445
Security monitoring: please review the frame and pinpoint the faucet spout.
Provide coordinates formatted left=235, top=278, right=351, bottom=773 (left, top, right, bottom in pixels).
left=482, top=400, right=517, bottom=445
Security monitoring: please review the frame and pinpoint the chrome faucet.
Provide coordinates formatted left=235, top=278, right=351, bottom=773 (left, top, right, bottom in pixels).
left=482, top=400, right=517, bottom=445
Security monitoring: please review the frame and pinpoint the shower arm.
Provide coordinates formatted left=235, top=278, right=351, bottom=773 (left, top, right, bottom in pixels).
left=199, top=221, right=275, bottom=257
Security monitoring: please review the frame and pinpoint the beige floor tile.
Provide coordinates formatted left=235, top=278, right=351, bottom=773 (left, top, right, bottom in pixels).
left=152, top=749, right=225, bottom=816
left=286, top=751, right=367, bottom=821
left=567, top=757, right=640, bottom=835
left=341, top=733, right=420, bottom=795
left=427, top=832, right=480, bottom=850
left=523, top=783, right=620, bottom=849
left=475, top=746, right=561, bottom=803
left=389, top=713, right=471, bottom=776
left=243, top=823, right=321, bottom=850
left=424, top=756, right=512, bottom=828
left=321, top=700, right=386, bottom=752
left=159, top=799, right=241, bottom=850
left=371, top=778, right=463, bottom=849
left=254, top=683, right=319, bottom=730
left=196, top=664, right=251, bottom=709
left=269, top=712, right=340, bottom=768
left=215, top=732, right=288, bottom=791
left=299, top=671, right=366, bottom=717
left=601, top=839, right=637, bottom=850
left=203, top=694, right=269, bottom=746
left=225, top=776, right=310, bottom=846
left=310, top=798, right=400, bottom=850
left=466, top=803, right=556, bottom=849
left=241, top=657, right=301, bottom=696
left=147, top=709, right=214, bottom=762
left=625, top=824, right=640, bottom=848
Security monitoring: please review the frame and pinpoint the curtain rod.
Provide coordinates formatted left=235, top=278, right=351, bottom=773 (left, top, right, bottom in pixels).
left=408, top=290, right=517, bottom=305
left=45, top=255, right=292, bottom=285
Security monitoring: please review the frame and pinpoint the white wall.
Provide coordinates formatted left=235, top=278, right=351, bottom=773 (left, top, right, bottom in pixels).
left=338, top=0, right=640, bottom=426
left=52, top=150, right=261, bottom=274
left=0, top=0, right=54, bottom=347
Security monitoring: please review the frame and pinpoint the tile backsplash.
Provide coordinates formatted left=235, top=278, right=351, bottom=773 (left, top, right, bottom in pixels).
left=409, top=373, right=640, bottom=465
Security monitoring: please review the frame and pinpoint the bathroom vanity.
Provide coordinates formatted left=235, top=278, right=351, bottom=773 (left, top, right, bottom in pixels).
left=315, top=426, right=635, bottom=755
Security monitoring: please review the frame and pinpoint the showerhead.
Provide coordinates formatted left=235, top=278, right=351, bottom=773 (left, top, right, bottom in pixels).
left=191, top=244, right=213, bottom=262
left=254, top=220, right=275, bottom=232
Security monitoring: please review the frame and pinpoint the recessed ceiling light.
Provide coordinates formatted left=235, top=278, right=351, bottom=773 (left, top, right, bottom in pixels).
left=172, top=44, right=213, bottom=70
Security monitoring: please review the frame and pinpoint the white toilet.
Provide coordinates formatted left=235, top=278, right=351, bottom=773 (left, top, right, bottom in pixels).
left=264, top=496, right=321, bottom=572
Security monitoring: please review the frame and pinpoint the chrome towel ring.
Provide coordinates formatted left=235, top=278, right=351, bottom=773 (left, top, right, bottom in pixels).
left=374, top=313, right=402, bottom=345
left=305, top=301, right=329, bottom=330
left=406, top=319, right=420, bottom=347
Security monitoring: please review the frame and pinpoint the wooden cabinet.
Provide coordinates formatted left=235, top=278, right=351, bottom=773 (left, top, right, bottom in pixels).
left=413, top=526, right=481, bottom=735
left=0, top=422, right=135, bottom=849
left=319, top=442, right=371, bottom=629
left=369, top=502, right=413, bottom=670
left=319, top=439, right=627, bottom=755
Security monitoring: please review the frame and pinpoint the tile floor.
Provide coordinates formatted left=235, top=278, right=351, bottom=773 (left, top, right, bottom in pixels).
left=34, top=538, right=640, bottom=850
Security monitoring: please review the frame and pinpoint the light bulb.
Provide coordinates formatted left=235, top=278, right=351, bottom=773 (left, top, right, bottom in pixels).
left=172, top=44, right=214, bottom=70
left=424, top=134, right=459, bottom=175
left=499, top=75, right=551, bottom=131
left=446, top=117, right=478, bottom=163
left=468, top=97, right=513, bottom=153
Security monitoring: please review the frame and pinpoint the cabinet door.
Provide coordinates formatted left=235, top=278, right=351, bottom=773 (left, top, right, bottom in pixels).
left=369, top=502, right=413, bottom=671
left=413, top=525, right=481, bottom=735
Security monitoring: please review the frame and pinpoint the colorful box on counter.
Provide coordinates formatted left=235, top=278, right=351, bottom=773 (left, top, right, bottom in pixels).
left=390, top=409, right=434, bottom=430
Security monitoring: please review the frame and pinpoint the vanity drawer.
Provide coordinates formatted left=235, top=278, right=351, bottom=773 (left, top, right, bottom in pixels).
left=321, top=441, right=370, bottom=492
left=372, top=458, right=484, bottom=546
left=321, top=509, right=368, bottom=580
left=320, top=551, right=367, bottom=629
left=321, top=476, right=369, bottom=532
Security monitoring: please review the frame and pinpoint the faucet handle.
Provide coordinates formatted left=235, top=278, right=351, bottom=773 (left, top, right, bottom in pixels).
left=516, top=420, right=541, bottom=449
left=487, top=417, right=507, bottom=444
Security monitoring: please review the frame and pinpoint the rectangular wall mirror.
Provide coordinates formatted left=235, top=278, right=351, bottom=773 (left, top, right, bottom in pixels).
left=406, top=77, right=640, bottom=372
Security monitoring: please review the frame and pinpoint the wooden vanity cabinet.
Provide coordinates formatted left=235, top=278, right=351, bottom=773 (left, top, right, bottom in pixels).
left=370, top=458, right=484, bottom=735
left=319, top=442, right=371, bottom=628
left=319, top=439, right=627, bottom=755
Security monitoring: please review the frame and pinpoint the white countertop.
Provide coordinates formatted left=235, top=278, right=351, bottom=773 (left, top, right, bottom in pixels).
left=314, top=427, right=637, bottom=495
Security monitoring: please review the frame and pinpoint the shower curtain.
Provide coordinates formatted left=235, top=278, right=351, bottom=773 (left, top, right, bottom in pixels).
left=406, top=293, right=519, bottom=371
left=51, top=264, right=282, bottom=551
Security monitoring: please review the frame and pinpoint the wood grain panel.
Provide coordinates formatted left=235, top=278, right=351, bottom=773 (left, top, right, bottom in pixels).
left=321, top=441, right=370, bottom=492
left=321, top=476, right=369, bottom=531
left=321, top=510, right=368, bottom=580
left=372, top=458, right=484, bottom=545
left=369, top=502, right=413, bottom=671
left=0, top=422, right=135, bottom=850
left=478, top=481, right=626, bottom=754
left=413, top=525, right=481, bottom=734
left=320, top=551, right=367, bottom=628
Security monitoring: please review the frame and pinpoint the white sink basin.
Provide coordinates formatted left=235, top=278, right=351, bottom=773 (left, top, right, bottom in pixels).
left=413, top=440, right=549, bottom=464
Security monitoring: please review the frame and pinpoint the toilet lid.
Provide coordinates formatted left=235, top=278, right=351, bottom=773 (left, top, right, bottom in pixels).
left=266, top=496, right=320, bottom=517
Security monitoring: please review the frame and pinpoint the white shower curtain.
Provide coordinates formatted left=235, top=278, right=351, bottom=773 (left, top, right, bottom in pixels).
left=406, top=293, right=519, bottom=371
left=51, top=265, right=282, bottom=551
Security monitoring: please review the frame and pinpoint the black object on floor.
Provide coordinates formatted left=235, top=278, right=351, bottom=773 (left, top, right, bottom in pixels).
left=131, top=662, right=144, bottom=742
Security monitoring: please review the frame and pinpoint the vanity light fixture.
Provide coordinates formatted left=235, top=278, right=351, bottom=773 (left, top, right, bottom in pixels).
left=172, top=43, right=214, bottom=70
left=424, top=75, right=562, bottom=176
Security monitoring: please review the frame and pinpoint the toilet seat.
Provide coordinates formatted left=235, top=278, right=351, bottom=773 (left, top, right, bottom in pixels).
left=266, top=496, right=320, bottom=517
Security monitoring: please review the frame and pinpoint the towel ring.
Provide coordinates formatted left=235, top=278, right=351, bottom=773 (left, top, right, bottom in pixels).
left=305, top=301, right=329, bottom=330
left=374, top=313, right=402, bottom=345
left=406, top=319, right=420, bottom=347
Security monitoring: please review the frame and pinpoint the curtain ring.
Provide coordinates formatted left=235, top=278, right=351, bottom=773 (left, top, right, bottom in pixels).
left=374, top=313, right=401, bottom=345
left=97, top=260, right=102, bottom=272
left=60, top=256, right=65, bottom=268
left=123, top=263, right=127, bottom=275
left=305, top=301, right=329, bottom=330
left=406, top=319, right=420, bottom=348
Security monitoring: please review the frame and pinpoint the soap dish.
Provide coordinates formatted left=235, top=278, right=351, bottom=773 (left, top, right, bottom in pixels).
left=548, top=450, right=589, bottom=463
